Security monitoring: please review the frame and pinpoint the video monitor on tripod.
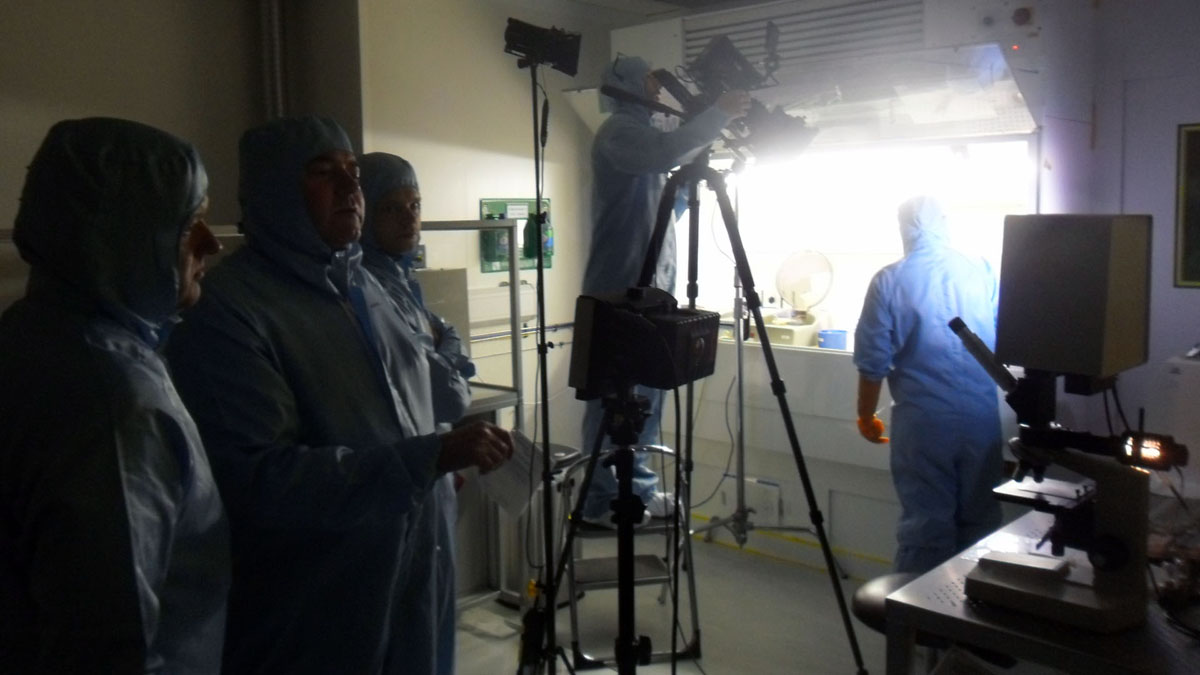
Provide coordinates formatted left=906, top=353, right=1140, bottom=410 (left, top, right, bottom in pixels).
left=569, top=286, right=720, bottom=401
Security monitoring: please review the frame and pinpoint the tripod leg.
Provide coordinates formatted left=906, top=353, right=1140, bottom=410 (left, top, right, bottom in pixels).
left=552, top=407, right=613, bottom=595
left=541, top=407, right=613, bottom=675
left=709, top=170, right=870, bottom=675
left=612, top=445, right=640, bottom=675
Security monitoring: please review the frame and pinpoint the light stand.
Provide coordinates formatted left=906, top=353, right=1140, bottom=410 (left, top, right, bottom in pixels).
left=511, top=57, right=570, bottom=675
left=691, top=268, right=752, bottom=544
left=691, top=263, right=849, bottom=579
left=639, top=153, right=869, bottom=675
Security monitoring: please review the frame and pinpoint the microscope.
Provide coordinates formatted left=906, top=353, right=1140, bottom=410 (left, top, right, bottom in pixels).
left=952, top=214, right=1188, bottom=633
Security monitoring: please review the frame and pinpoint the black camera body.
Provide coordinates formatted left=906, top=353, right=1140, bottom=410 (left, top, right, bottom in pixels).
left=652, top=31, right=816, bottom=161
left=688, top=35, right=769, bottom=100
left=569, top=287, right=720, bottom=401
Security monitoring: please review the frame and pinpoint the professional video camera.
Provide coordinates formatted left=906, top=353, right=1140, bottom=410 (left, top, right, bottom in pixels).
left=569, top=287, right=720, bottom=401
left=652, top=23, right=817, bottom=162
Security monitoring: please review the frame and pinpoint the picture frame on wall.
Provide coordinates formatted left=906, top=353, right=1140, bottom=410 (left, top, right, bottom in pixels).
left=1175, top=123, right=1200, bottom=287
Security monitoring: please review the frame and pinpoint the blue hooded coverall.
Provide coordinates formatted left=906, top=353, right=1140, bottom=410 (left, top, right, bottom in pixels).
left=0, top=118, right=230, bottom=673
left=164, top=117, right=450, bottom=674
left=853, top=196, right=1003, bottom=574
left=360, top=152, right=476, bottom=675
left=579, top=55, right=736, bottom=519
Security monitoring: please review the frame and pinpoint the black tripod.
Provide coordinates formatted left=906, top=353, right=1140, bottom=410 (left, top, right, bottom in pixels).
left=543, top=386, right=689, bottom=675
left=596, top=390, right=653, bottom=675
left=639, top=151, right=869, bottom=674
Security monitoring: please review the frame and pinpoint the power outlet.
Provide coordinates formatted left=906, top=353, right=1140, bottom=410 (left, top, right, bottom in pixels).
left=745, top=479, right=781, bottom=527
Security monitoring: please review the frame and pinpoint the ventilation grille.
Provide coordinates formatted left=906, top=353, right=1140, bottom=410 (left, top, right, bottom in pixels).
left=683, top=0, right=924, bottom=73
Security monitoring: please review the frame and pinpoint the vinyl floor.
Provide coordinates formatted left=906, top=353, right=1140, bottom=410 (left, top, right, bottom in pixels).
left=454, top=534, right=1066, bottom=674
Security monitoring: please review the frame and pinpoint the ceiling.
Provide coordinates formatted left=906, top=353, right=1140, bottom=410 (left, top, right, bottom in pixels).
left=565, top=0, right=777, bottom=20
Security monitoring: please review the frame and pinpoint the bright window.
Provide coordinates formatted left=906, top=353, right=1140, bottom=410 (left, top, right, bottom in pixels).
left=675, top=137, right=1036, bottom=342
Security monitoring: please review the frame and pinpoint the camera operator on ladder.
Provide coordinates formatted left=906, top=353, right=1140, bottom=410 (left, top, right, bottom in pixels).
left=579, top=55, right=750, bottom=527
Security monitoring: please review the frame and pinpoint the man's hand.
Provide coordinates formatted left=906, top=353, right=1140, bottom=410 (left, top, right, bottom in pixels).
left=857, top=416, right=889, bottom=444
left=437, top=421, right=514, bottom=474
left=716, top=89, right=752, bottom=118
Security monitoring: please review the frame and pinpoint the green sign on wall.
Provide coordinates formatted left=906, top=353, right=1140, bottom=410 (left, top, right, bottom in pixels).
left=479, top=198, right=552, bottom=272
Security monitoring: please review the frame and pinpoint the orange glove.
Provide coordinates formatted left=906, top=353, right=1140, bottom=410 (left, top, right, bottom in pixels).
left=857, top=415, right=889, bottom=444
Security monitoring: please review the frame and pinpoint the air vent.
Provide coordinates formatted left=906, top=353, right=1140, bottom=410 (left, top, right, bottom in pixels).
left=683, top=0, right=924, bottom=72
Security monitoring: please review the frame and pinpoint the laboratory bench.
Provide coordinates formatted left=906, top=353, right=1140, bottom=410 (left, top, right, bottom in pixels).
left=884, top=510, right=1200, bottom=674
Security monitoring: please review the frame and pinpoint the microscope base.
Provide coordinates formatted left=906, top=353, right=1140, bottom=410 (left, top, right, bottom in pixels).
left=964, top=552, right=1146, bottom=633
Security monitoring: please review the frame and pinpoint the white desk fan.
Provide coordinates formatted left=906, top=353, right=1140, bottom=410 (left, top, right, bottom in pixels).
left=772, top=250, right=833, bottom=345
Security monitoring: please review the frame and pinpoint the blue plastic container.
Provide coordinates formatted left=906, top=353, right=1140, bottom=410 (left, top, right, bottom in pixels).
left=818, top=329, right=848, bottom=350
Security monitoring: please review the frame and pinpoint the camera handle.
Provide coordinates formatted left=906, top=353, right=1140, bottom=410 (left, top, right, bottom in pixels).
left=637, top=151, right=870, bottom=674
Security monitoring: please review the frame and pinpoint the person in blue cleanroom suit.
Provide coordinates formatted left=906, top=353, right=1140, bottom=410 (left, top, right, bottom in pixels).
left=164, top=116, right=513, bottom=675
left=0, top=117, right=229, bottom=673
left=578, top=54, right=750, bottom=525
left=359, top=152, right=476, bottom=675
left=853, top=195, right=1004, bottom=575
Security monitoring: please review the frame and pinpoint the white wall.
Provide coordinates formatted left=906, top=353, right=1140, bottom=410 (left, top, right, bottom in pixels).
left=358, top=0, right=636, bottom=445
left=1097, top=0, right=1200, bottom=364
left=0, top=1, right=261, bottom=229
left=0, top=0, right=642, bottom=512
left=1048, top=0, right=1200, bottom=444
left=1027, top=0, right=1099, bottom=213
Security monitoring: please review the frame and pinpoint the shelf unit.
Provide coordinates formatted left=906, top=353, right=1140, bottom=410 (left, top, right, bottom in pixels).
left=421, top=219, right=528, bottom=608
left=423, top=219, right=523, bottom=421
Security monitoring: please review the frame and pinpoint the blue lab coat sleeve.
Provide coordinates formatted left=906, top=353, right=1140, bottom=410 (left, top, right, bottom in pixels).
left=853, top=269, right=896, bottom=382
left=596, top=105, right=731, bottom=176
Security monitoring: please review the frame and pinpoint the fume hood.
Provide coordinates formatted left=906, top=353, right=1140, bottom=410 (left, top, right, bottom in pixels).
left=565, top=0, right=1041, bottom=148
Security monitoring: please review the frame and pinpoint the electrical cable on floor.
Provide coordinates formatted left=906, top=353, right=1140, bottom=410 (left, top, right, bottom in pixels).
left=1103, top=389, right=1115, bottom=436
left=690, top=374, right=737, bottom=509
left=1148, top=561, right=1200, bottom=640
left=671, top=386, right=683, bottom=675
left=672, top=609, right=708, bottom=675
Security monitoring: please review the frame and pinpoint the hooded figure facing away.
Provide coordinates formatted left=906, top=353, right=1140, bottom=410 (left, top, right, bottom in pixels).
left=577, top=54, right=750, bottom=525
left=0, top=117, right=228, bottom=673
left=164, top=116, right=512, bottom=674
left=359, top=152, right=474, bottom=675
left=853, top=196, right=1003, bottom=574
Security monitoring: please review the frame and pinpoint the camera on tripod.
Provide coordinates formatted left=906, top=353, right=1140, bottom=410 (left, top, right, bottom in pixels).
left=569, top=287, right=720, bottom=401
left=652, top=24, right=817, bottom=162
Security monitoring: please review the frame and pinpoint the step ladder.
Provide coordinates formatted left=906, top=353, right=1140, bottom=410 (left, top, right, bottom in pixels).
left=560, top=445, right=701, bottom=670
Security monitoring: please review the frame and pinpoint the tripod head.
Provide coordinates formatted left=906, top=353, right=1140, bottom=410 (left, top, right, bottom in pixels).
left=600, top=388, right=652, bottom=449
